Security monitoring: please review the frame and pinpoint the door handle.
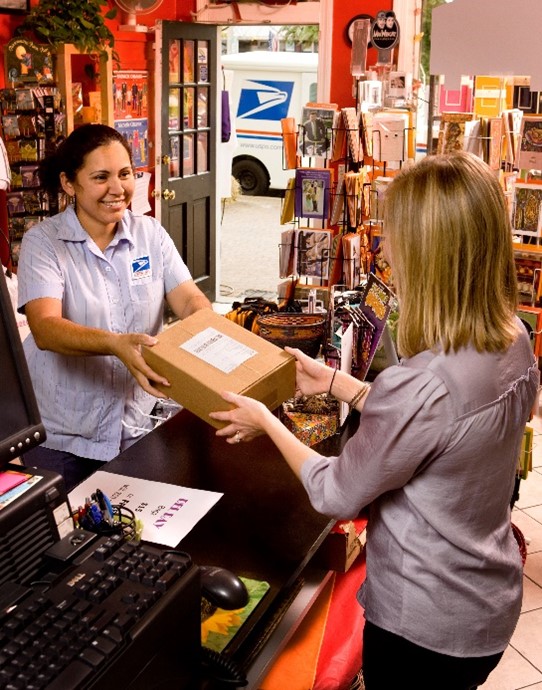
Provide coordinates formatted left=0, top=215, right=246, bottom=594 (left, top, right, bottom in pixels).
left=162, top=189, right=176, bottom=201
left=162, top=155, right=171, bottom=165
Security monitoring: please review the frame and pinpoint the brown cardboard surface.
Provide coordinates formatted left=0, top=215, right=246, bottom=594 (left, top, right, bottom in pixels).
left=316, top=520, right=367, bottom=572
left=142, top=310, right=296, bottom=428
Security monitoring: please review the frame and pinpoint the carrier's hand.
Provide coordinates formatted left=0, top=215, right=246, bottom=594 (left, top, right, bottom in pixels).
left=209, top=391, right=270, bottom=443
left=111, top=333, right=171, bottom=398
left=285, top=346, right=335, bottom=397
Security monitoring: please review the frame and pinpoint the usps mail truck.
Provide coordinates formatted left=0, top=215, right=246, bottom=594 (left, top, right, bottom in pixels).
left=221, top=51, right=318, bottom=195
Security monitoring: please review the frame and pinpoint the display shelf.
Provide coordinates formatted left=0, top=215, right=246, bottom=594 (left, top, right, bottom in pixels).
left=0, top=84, right=64, bottom=266
left=55, top=44, right=113, bottom=133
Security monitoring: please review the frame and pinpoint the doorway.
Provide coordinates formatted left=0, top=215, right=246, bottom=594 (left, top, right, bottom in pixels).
left=218, top=24, right=320, bottom=307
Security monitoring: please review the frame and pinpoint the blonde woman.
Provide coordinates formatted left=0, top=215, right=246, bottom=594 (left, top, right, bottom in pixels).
left=211, top=152, right=538, bottom=689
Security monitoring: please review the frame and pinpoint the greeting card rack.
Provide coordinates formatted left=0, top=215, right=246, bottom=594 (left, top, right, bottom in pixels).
left=278, top=111, right=407, bottom=297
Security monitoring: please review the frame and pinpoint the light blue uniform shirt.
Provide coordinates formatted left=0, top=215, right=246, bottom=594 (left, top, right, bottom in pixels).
left=17, top=205, right=192, bottom=461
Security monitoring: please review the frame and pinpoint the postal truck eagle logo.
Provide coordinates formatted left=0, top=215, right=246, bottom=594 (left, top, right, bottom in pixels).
left=236, top=79, right=294, bottom=121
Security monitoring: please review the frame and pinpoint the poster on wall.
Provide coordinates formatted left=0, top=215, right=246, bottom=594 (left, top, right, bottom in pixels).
left=113, top=70, right=149, bottom=170
left=114, top=118, right=148, bottom=169
left=112, top=70, right=148, bottom=122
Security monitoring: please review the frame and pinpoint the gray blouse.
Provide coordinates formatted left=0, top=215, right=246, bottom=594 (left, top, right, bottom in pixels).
left=301, top=322, right=539, bottom=657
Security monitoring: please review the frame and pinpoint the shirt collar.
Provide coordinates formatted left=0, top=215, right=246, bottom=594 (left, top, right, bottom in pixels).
left=55, top=205, right=135, bottom=249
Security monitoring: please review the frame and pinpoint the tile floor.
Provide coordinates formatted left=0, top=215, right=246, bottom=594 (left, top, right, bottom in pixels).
left=481, top=411, right=542, bottom=689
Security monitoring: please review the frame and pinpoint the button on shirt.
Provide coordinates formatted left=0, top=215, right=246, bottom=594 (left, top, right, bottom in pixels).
left=301, top=323, right=539, bottom=657
left=17, top=206, right=192, bottom=461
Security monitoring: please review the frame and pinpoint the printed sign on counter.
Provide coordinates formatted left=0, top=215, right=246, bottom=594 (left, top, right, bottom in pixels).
left=69, top=471, right=222, bottom=547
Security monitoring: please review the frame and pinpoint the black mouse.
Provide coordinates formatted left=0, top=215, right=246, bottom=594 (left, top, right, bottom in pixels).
left=200, top=565, right=249, bottom=610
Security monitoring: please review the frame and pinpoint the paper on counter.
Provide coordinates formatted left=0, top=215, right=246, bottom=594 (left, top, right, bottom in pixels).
left=69, top=471, right=222, bottom=547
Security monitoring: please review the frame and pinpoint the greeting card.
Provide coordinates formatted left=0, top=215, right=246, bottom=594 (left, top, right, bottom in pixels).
left=294, top=168, right=332, bottom=221
left=517, top=115, right=542, bottom=171
left=513, top=183, right=542, bottom=238
left=297, top=228, right=333, bottom=280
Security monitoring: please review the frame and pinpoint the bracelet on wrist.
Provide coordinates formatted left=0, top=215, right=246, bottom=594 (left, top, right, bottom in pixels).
left=348, top=384, right=370, bottom=413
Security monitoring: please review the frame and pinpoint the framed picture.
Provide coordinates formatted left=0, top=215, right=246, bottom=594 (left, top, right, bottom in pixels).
left=0, top=0, right=29, bottom=14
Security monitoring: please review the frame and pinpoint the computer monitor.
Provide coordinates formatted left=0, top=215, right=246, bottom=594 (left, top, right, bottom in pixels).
left=0, top=268, right=45, bottom=468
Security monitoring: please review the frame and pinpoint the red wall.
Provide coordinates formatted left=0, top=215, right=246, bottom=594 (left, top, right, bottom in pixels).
left=329, top=1, right=393, bottom=109
left=1, top=0, right=395, bottom=102
left=0, top=0, right=197, bottom=84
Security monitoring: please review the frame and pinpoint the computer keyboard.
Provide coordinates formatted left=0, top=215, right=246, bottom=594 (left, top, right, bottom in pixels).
left=0, top=532, right=201, bottom=690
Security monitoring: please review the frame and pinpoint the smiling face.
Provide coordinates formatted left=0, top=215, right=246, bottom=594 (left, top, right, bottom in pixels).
left=60, top=141, right=135, bottom=239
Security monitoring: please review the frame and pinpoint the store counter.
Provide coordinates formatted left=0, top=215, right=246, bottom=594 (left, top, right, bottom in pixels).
left=103, top=407, right=357, bottom=688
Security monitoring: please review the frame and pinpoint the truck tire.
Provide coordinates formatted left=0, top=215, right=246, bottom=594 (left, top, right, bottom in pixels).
left=232, top=159, right=270, bottom=196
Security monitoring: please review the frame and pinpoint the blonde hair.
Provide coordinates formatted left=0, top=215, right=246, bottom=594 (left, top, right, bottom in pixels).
left=383, top=152, right=518, bottom=358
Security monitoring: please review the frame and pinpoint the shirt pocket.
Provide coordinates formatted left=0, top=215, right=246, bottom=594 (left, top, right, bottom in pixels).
left=48, top=387, right=105, bottom=440
left=130, top=278, right=163, bottom=305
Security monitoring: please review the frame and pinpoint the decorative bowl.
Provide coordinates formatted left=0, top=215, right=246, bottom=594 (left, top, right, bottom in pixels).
left=257, top=313, right=326, bottom=358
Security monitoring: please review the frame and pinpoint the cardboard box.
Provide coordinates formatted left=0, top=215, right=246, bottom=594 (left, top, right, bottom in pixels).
left=142, top=310, right=296, bottom=428
left=316, top=519, right=367, bottom=572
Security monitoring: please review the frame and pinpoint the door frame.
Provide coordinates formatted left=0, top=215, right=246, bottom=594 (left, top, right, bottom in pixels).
left=154, top=20, right=222, bottom=301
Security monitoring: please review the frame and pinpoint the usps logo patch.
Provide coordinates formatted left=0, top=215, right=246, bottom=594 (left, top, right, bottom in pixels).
left=237, top=79, right=294, bottom=121
left=131, top=256, right=151, bottom=280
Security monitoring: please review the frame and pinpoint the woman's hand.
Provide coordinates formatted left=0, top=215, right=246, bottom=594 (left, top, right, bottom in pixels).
left=210, top=390, right=318, bottom=480
left=209, top=391, right=272, bottom=444
left=111, top=333, right=171, bottom=398
left=285, top=346, right=335, bottom=397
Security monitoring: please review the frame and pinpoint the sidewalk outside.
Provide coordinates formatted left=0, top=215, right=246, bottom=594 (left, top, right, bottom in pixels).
left=218, top=194, right=283, bottom=305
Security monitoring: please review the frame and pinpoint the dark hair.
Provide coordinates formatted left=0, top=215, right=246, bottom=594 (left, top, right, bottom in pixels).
left=39, top=124, right=133, bottom=196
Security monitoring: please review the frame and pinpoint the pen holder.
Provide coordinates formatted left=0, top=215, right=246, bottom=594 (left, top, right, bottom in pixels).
left=107, top=504, right=138, bottom=541
left=74, top=504, right=139, bottom=542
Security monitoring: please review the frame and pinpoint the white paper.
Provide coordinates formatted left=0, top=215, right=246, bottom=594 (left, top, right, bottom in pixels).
left=180, top=326, right=257, bottom=374
left=372, top=114, right=406, bottom=162
left=68, top=471, right=222, bottom=547
left=131, top=171, right=152, bottom=215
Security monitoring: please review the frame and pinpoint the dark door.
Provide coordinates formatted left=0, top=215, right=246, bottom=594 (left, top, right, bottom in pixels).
left=155, top=20, right=217, bottom=300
